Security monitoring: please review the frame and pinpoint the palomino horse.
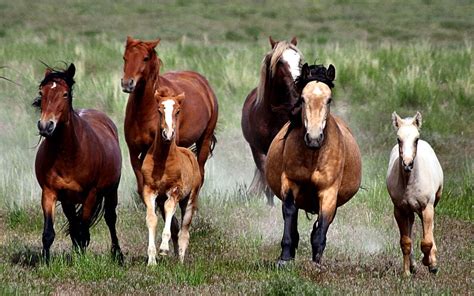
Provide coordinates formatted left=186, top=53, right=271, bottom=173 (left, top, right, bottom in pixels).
left=386, top=112, right=443, bottom=275
left=141, top=87, right=201, bottom=264
left=121, top=36, right=218, bottom=197
left=265, top=64, right=361, bottom=265
left=33, top=64, right=123, bottom=263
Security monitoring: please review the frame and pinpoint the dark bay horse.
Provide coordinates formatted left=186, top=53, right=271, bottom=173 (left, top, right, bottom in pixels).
left=265, top=64, right=362, bottom=266
left=141, top=88, right=202, bottom=264
left=121, top=36, right=218, bottom=197
left=241, top=36, right=303, bottom=205
left=33, top=64, right=123, bottom=263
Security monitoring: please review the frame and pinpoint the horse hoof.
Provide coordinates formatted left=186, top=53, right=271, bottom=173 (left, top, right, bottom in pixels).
left=409, top=264, right=416, bottom=274
left=113, top=252, right=125, bottom=266
left=429, top=266, right=438, bottom=274
left=276, top=258, right=293, bottom=268
left=159, top=249, right=169, bottom=256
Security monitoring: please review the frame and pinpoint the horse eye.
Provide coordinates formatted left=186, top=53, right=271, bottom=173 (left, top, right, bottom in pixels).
left=397, top=138, right=401, bottom=144
left=327, top=98, right=333, bottom=104
left=39, top=91, right=43, bottom=96
left=63, top=92, right=68, bottom=98
left=144, top=56, right=150, bottom=62
left=123, top=56, right=126, bottom=61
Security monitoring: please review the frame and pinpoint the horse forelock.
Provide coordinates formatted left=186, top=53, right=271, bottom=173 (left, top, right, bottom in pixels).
left=39, top=67, right=75, bottom=102
left=255, top=41, right=302, bottom=106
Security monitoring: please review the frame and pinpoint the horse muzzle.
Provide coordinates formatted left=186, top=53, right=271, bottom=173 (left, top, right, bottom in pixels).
left=304, top=132, right=324, bottom=149
left=161, top=130, right=174, bottom=142
left=121, top=78, right=136, bottom=93
left=37, top=120, right=56, bottom=137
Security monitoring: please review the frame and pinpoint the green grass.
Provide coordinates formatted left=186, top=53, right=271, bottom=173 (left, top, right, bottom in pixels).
left=0, top=0, right=472, bottom=294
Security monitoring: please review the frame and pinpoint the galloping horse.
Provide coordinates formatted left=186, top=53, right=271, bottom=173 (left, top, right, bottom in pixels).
left=121, top=36, right=218, bottom=197
left=265, top=64, right=362, bottom=265
left=387, top=112, right=443, bottom=275
left=34, top=64, right=123, bottom=263
left=241, top=36, right=303, bottom=205
left=141, top=88, right=202, bottom=264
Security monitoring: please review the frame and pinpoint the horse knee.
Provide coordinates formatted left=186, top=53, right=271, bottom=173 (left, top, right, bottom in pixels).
left=421, top=239, right=433, bottom=255
left=400, top=236, right=412, bottom=255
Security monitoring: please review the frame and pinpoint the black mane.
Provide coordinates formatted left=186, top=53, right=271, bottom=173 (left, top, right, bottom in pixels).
left=295, top=63, right=335, bottom=92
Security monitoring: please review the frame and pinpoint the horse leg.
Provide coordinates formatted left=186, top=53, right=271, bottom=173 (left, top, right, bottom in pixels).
left=76, top=189, right=99, bottom=253
left=394, top=207, right=415, bottom=276
left=195, top=130, right=215, bottom=183
left=277, top=180, right=299, bottom=266
left=311, top=188, right=337, bottom=265
left=178, top=192, right=197, bottom=263
left=420, top=203, right=438, bottom=274
left=129, top=148, right=144, bottom=196
left=61, top=201, right=80, bottom=249
left=249, top=146, right=274, bottom=206
left=41, top=188, right=57, bottom=263
left=143, top=185, right=158, bottom=265
left=104, top=184, right=124, bottom=264
left=158, top=203, right=180, bottom=256
left=159, top=188, right=179, bottom=255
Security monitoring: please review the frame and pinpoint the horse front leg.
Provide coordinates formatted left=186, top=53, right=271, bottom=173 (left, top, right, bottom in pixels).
left=394, top=207, right=415, bottom=276
left=130, top=148, right=145, bottom=196
left=277, top=176, right=299, bottom=266
left=159, top=188, right=179, bottom=256
left=143, top=185, right=158, bottom=265
left=420, top=203, right=438, bottom=274
left=41, top=187, right=57, bottom=263
left=311, top=187, right=337, bottom=265
left=178, top=192, right=198, bottom=263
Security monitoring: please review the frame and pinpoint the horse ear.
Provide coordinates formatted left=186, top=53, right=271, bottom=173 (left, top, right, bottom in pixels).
left=414, top=111, right=422, bottom=128
left=290, top=36, right=297, bottom=46
left=175, top=92, right=185, bottom=104
left=301, top=63, right=310, bottom=79
left=269, top=36, right=277, bottom=49
left=392, top=112, right=402, bottom=129
left=148, top=38, right=161, bottom=49
left=44, top=67, right=52, bottom=76
left=66, top=63, right=76, bottom=79
left=126, top=35, right=134, bottom=45
left=327, top=64, right=336, bottom=81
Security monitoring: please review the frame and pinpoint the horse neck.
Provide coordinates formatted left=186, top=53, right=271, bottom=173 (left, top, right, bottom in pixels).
left=46, top=110, right=82, bottom=155
left=259, top=70, right=297, bottom=109
left=130, top=58, right=160, bottom=113
left=151, top=131, right=179, bottom=166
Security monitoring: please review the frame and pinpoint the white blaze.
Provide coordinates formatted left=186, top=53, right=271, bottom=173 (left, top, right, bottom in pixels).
left=162, top=99, right=175, bottom=139
left=51, top=82, right=57, bottom=89
left=281, top=49, right=301, bottom=80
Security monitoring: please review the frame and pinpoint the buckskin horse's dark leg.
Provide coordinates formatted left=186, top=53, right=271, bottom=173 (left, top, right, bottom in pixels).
left=311, top=189, right=337, bottom=264
left=277, top=191, right=299, bottom=266
left=41, top=188, right=57, bottom=263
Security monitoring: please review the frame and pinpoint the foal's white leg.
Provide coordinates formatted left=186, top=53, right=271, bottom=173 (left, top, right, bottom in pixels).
left=421, top=203, right=438, bottom=274
left=178, top=193, right=197, bottom=263
left=394, top=207, right=415, bottom=276
left=159, top=189, right=178, bottom=255
left=143, top=186, right=158, bottom=266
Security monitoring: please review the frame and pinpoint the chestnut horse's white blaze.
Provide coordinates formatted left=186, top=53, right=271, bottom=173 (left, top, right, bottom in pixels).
left=281, top=48, right=301, bottom=80
left=162, top=99, right=175, bottom=140
left=386, top=112, right=443, bottom=276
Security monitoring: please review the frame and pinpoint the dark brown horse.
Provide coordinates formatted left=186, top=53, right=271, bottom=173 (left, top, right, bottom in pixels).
left=34, top=64, right=123, bottom=263
left=121, top=36, right=218, bottom=198
left=241, top=36, right=302, bottom=205
left=265, top=64, right=361, bottom=266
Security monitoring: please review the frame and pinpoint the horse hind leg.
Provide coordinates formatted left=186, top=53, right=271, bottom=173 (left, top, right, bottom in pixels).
left=61, top=201, right=81, bottom=249
left=178, top=192, right=197, bottom=263
left=195, top=128, right=217, bottom=183
left=104, top=184, right=124, bottom=264
left=420, top=203, right=438, bottom=274
left=249, top=147, right=274, bottom=206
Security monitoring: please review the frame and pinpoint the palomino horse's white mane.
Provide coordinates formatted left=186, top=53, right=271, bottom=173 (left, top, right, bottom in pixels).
left=255, top=41, right=303, bottom=106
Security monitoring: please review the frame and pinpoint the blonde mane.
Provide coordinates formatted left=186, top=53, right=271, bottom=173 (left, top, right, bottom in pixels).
left=255, top=41, right=302, bottom=106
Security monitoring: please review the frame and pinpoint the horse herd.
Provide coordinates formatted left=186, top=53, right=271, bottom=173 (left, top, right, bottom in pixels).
left=32, top=36, right=443, bottom=276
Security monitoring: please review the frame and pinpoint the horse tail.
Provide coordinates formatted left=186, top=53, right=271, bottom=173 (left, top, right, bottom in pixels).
left=63, top=196, right=106, bottom=235
left=209, top=133, right=217, bottom=157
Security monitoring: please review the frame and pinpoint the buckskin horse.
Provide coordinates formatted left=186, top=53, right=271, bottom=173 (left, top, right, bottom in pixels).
left=121, top=36, right=218, bottom=197
left=141, top=87, right=202, bottom=264
left=33, top=64, right=123, bottom=263
left=241, top=36, right=303, bottom=206
left=265, top=63, right=362, bottom=266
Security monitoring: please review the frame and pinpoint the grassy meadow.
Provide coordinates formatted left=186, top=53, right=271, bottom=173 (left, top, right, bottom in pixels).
left=0, top=0, right=472, bottom=294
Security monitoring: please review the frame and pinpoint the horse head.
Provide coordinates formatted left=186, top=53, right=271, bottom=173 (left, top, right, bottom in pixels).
left=392, top=111, right=422, bottom=172
left=154, top=87, right=185, bottom=142
left=35, top=63, right=76, bottom=137
left=121, top=36, right=161, bottom=93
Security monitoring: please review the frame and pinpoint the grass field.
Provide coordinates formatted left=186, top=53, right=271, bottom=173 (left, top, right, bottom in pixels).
left=0, top=0, right=473, bottom=294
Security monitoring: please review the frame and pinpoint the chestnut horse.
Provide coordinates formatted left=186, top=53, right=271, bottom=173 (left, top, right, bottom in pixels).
left=265, top=64, right=361, bottom=266
left=141, top=88, right=201, bottom=264
left=121, top=36, right=217, bottom=197
left=33, top=64, right=123, bottom=263
left=241, top=37, right=303, bottom=206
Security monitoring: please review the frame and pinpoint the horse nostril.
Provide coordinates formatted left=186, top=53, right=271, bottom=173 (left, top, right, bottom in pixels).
left=47, top=121, right=55, bottom=131
left=129, top=79, right=134, bottom=87
left=304, top=133, right=310, bottom=143
left=37, top=120, right=42, bottom=130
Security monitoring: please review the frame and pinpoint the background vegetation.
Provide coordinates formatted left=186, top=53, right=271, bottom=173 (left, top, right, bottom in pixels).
left=0, top=0, right=472, bottom=294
